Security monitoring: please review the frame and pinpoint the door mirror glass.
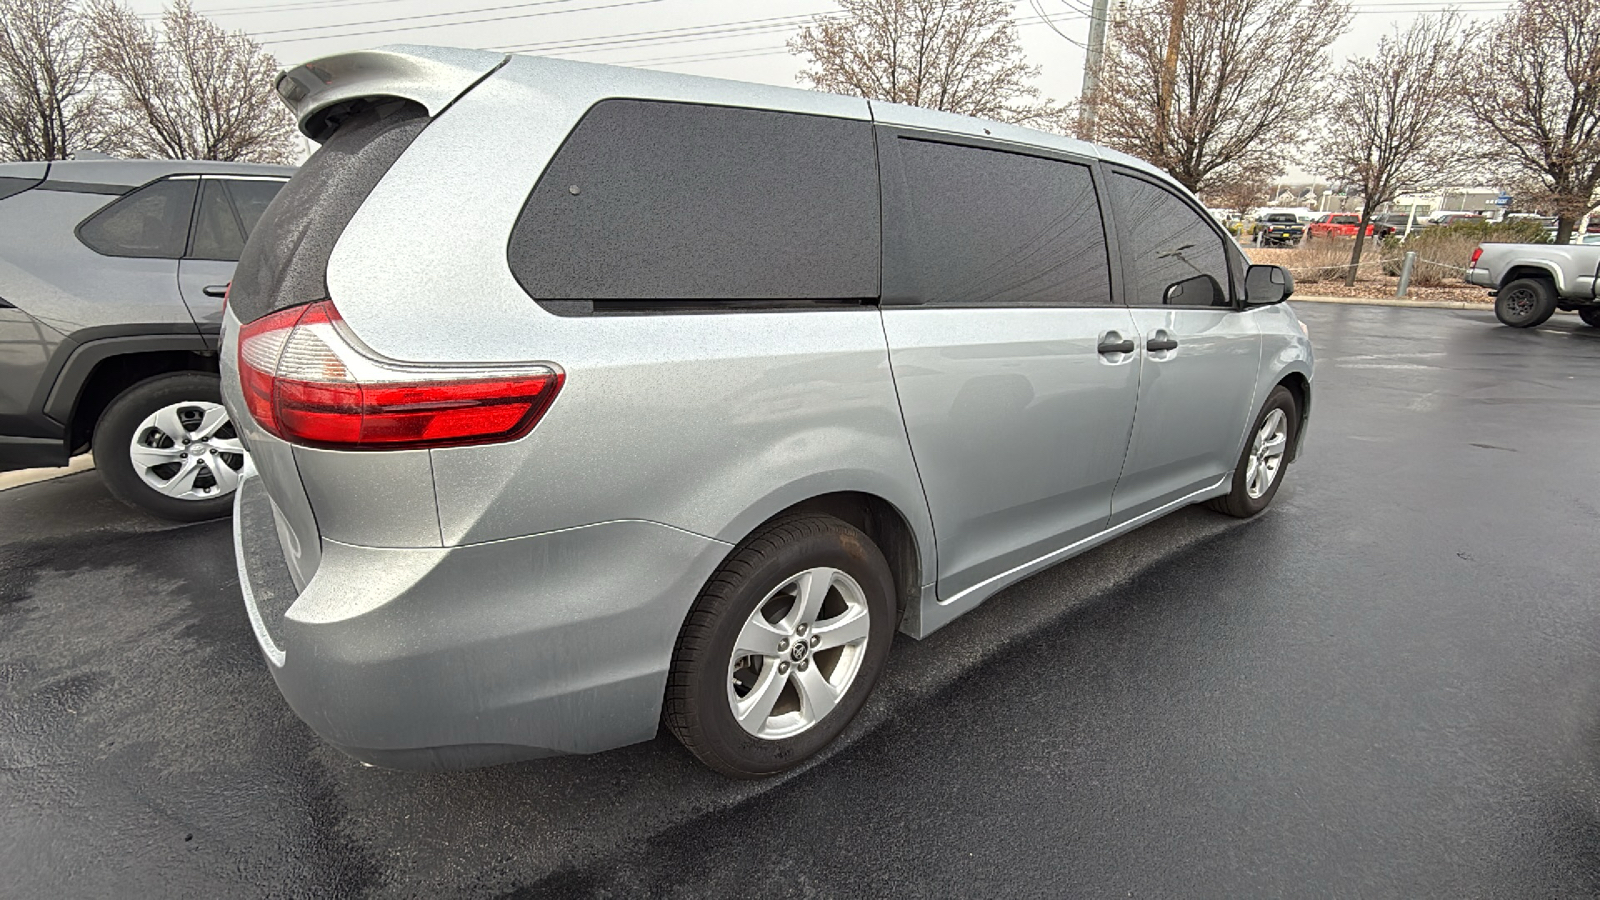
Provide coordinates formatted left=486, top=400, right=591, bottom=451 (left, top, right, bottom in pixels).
left=1245, top=264, right=1294, bottom=305
left=1162, top=273, right=1227, bottom=307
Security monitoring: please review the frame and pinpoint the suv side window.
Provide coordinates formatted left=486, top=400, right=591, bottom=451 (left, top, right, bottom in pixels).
left=78, top=178, right=198, bottom=259
left=189, top=179, right=286, bottom=261
left=225, top=179, right=282, bottom=236
left=1107, top=171, right=1232, bottom=308
left=190, top=180, right=246, bottom=260
left=889, top=138, right=1112, bottom=306
left=508, top=99, right=879, bottom=303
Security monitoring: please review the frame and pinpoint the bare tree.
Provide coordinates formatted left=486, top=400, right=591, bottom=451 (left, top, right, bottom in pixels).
left=1204, top=174, right=1270, bottom=219
left=1466, top=0, right=1600, bottom=244
left=0, top=0, right=104, bottom=161
left=87, top=0, right=296, bottom=163
left=1316, top=13, right=1470, bottom=286
left=790, top=0, right=1065, bottom=126
left=1093, top=0, right=1351, bottom=194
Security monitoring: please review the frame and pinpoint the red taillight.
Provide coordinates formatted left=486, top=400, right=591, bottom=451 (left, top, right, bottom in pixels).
left=1469, top=247, right=1483, bottom=267
left=236, top=300, right=562, bottom=449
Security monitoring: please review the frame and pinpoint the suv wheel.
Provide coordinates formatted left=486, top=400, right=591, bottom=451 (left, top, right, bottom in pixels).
left=1495, top=278, right=1557, bottom=328
left=664, top=514, right=896, bottom=778
left=1579, top=308, right=1600, bottom=328
left=1208, top=385, right=1297, bottom=519
left=93, top=373, right=244, bottom=522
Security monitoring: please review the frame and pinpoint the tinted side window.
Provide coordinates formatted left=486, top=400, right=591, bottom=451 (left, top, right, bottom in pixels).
left=1107, top=172, right=1231, bottom=307
left=509, top=99, right=879, bottom=301
left=190, top=179, right=246, bottom=261
left=893, top=139, right=1112, bottom=307
left=226, top=179, right=283, bottom=236
left=79, top=178, right=197, bottom=258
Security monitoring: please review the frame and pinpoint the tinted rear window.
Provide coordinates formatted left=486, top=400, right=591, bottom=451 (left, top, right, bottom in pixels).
left=78, top=178, right=197, bottom=258
left=228, top=101, right=427, bottom=324
left=508, top=99, right=879, bottom=305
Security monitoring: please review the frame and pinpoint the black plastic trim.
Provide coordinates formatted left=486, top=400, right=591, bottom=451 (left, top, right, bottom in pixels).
left=38, top=180, right=132, bottom=196
left=0, top=434, right=67, bottom=472
left=35, top=326, right=213, bottom=425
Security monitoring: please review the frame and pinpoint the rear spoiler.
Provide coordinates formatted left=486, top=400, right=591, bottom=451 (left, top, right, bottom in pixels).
left=275, top=45, right=508, bottom=142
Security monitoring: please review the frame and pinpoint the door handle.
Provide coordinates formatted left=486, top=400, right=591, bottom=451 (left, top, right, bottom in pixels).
left=1147, top=336, right=1179, bottom=352
left=1097, top=332, right=1136, bottom=355
left=202, top=284, right=229, bottom=298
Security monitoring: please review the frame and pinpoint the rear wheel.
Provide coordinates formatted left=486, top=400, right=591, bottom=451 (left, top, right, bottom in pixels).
left=1495, top=278, right=1557, bottom=328
left=664, top=514, right=896, bottom=778
left=1579, top=308, right=1600, bottom=328
left=93, top=373, right=244, bottom=522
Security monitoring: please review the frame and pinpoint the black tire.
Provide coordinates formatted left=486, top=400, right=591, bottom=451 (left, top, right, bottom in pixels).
left=664, top=514, right=897, bottom=778
left=1494, top=278, right=1558, bottom=328
left=1579, top=308, right=1600, bottom=328
left=1207, top=385, right=1298, bottom=519
left=93, top=372, right=240, bottom=522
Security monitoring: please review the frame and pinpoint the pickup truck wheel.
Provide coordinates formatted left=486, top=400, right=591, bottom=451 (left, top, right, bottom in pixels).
left=93, top=373, right=243, bottom=522
left=1578, top=308, right=1600, bottom=328
left=1495, top=278, right=1557, bottom=328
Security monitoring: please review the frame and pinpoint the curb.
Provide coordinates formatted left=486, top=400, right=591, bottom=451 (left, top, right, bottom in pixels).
left=0, top=454, right=95, bottom=492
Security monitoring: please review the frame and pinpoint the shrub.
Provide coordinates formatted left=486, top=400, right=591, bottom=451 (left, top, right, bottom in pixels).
left=1386, top=220, right=1550, bottom=286
left=1271, top=240, right=1364, bottom=284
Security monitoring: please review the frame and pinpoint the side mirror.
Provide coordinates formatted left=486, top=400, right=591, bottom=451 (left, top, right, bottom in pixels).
left=1245, top=264, right=1294, bottom=306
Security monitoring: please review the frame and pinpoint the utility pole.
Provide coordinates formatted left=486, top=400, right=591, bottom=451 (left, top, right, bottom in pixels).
left=1154, top=0, right=1187, bottom=160
left=1077, top=0, right=1112, bottom=141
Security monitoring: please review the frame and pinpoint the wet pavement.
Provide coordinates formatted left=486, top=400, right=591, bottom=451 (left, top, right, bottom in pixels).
left=3, top=303, right=1599, bottom=898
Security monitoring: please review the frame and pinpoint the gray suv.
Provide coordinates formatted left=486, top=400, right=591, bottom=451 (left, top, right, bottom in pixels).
left=0, top=158, right=292, bottom=519
left=227, top=46, right=1314, bottom=778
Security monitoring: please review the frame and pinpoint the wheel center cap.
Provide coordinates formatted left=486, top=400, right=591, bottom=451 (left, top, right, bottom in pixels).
left=790, top=641, right=809, bottom=661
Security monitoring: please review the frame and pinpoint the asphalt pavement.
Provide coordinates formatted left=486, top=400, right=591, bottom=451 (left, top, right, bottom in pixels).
left=3, top=303, right=1599, bottom=899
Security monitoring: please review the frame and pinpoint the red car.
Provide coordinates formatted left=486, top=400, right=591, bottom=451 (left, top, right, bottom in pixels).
left=1307, top=213, right=1378, bottom=239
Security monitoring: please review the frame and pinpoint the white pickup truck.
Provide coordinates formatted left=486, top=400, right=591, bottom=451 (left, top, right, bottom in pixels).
left=1466, top=242, right=1600, bottom=328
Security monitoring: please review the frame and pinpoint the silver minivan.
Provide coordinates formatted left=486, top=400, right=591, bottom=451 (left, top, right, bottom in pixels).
left=225, top=46, right=1313, bottom=778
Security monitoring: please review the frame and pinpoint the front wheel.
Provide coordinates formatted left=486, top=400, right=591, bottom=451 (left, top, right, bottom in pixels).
left=1579, top=308, right=1600, bottom=328
left=1495, top=278, right=1557, bottom=328
left=93, top=372, right=245, bottom=522
left=664, top=514, right=897, bottom=778
left=1208, top=386, right=1298, bottom=519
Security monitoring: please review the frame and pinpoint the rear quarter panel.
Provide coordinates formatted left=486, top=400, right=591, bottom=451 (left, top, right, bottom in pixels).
left=310, top=56, right=939, bottom=587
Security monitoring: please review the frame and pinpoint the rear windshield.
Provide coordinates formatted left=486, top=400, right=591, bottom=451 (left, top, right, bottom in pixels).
left=1262, top=214, right=1298, bottom=223
left=227, top=100, right=427, bottom=324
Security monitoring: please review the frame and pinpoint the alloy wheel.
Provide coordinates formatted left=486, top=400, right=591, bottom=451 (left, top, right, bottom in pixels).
left=727, top=566, right=871, bottom=740
left=1245, top=408, right=1289, bottom=500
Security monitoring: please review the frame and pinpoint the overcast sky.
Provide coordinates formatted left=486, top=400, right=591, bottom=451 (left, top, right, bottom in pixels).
left=124, top=0, right=1512, bottom=179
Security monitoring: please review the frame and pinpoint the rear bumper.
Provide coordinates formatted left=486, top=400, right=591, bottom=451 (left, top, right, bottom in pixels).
left=234, top=472, right=731, bottom=771
left=1465, top=267, right=1493, bottom=288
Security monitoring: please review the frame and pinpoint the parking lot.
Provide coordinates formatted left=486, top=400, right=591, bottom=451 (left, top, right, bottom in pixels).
left=3, top=302, right=1599, bottom=898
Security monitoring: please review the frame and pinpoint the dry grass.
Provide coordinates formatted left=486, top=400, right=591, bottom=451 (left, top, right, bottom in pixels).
left=1248, top=243, right=1488, bottom=303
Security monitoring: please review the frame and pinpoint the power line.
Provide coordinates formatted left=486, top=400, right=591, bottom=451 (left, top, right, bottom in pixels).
left=255, top=0, right=651, bottom=40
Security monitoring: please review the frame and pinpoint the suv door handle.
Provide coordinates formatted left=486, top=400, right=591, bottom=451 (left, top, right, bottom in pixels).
left=202, top=284, right=230, bottom=298
left=1146, top=335, right=1179, bottom=352
left=1097, top=333, right=1136, bottom=355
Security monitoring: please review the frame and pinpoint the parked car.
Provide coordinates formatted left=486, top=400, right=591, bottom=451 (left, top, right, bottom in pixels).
left=228, top=46, right=1314, bottom=778
left=1374, top=212, right=1425, bottom=237
left=0, top=158, right=293, bottom=519
left=1251, top=212, right=1306, bottom=246
left=1307, top=213, right=1376, bottom=239
left=1466, top=241, right=1600, bottom=327
left=1429, top=213, right=1486, bottom=227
